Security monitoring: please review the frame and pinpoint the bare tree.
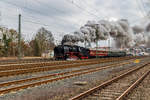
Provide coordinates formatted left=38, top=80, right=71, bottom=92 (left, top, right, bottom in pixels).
left=32, top=27, right=55, bottom=56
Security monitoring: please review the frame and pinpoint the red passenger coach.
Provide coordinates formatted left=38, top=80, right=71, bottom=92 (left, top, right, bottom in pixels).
left=89, top=50, right=108, bottom=58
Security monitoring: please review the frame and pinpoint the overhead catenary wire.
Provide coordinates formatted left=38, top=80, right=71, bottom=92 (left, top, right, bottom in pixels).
left=34, top=0, right=70, bottom=15
left=76, top=0, right=109, bottom=19
left=0, top=7, right=67, bottom=33
left=134, top=0, right=150, bottom=24
left=0, top=0, right=94, bottom=27
left=1, top=0, right=148, bottom=31
left=140, top=0, right=150, bottom=16
left=33, top=0, right=81, bottom=26
left=0, top=13, right=65, bottom=38
left=140, top=0, right=147, bottom=10
left=21, top=18, right=66, bottom=34
left=0, top=0, right=80, bottom=28
left=23, top=19, right=52, bottom=27
left=0, top=0, right=83, bottom=41
left=21, top=18, right=65, bottom=41
left=0, top=0, right=55, bottom=23
left=65, top=0, right=101, bottom=19
left=135, top=0, right=147, bottom=17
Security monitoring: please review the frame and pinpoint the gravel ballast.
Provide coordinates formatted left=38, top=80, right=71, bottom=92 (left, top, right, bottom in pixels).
left=0, top=57, right=149, bottom=100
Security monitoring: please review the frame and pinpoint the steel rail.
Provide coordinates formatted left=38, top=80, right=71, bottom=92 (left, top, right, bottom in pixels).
left=0, top=61, right=131, bottom=88
left=0, top=59, right=135, bottom=95
left=0, top=57, right=128, bottom=71
left=116, top=68, right=150, bottom=100
left=0, top=58, right=52, bottom=65
left=0, top=57, right=133, bottom=77
left=0, top=56, right=144, bottom=71
left=69, top=62, right=150, bottom=100
left=0, top=56, right=146, bottom=65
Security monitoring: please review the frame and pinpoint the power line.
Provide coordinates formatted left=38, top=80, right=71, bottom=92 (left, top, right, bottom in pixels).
left=76, top=0, right=108, bottom=19
left=0, top=0, right=85, bottom=32
left=75, top=0, right=99, bottom=14
left=140, top=0, right=149, bottom=16
left=22, top=19, right=65, bottom=33
left=0, top=13, right=65, bottom=34
left=33, top=0, right=81, bottom=26
left=26, top=0, right=81, bottom=27
left=0, top=11, right=2, bottom=22
left=140, top=0, right=147, bottom=9
left=0, top=0, right=80, bottom=27
left=0, top=1, right=48, bottom=16
left=135, top=0, right=147, bottom=17
left=0, top=0, right=104, bottom=29
left=35, top=0, right=68, bottom=15
left=65, top=0, right=101, bottom=19
left=23, top=19, right=51, bottom=27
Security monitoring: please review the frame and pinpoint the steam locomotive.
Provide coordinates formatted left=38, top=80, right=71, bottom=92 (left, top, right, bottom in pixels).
left=54, top=45, right=126, bottom=60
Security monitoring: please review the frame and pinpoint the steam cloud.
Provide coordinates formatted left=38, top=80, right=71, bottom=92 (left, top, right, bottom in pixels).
left=145, top=22, right=150, bottom=47
left=132, top=25, right=144, bottom=34
left=146, top=23, right=150, bottom=32
left=62, top=19, right=150, bottom=48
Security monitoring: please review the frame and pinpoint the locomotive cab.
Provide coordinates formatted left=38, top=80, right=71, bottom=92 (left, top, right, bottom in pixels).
left=54, top=45, right=65, bottom=60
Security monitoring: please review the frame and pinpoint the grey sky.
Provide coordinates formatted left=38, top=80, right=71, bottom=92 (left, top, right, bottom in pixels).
left=0, top=0, right=149, bottom=42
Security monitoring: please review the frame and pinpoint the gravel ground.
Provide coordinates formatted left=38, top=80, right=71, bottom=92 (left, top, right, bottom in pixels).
left=0, top=57, right=149, bottom=100
left=0, top=60, right=124, bottom=90
left=0, top=59, right=123, bottom=83
left=81, top=62, right=150, bottom=100
left=0, top=58, right=52, bottom=65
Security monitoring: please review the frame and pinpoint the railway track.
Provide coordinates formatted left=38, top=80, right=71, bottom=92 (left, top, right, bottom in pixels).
left=0, top=57, right=129, bottom=71
left=0, top=56, right=146, bottom=66
left=126, top=67, right=150, bottom=100
left=0, top=57, right=139, bottom=95
left=69, top=62, right=150, bottom=100
left=0, top=58, right=53, bottom=65
left=0, top=57, right=121, bottom=65
left=0, top=57, right=138, bottom=77
left=0, top=56, right=144, bottom=71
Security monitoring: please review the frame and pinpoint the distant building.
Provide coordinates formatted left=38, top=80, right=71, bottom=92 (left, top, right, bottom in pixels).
left=41, top=50, right=54, bottom=58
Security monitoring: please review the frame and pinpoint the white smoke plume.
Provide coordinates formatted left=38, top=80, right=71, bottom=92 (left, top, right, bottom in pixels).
left=61, top=31, right=84, bottom=45
left=61, top=19, right=149, bottom=48
left=132, top=25, right=144, bottom=34
left=134, top=33, right=148, bottom=46
left=146, top=22, right=150, bottom=32
left=145, top=22, right=150, bottom=47
left=107, top=19, right=135, bottom=48
left=147, top=36, right=150, bottom=47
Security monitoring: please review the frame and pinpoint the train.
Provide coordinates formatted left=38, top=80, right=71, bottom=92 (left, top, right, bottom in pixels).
left=54, top=45, right=126, bottom=60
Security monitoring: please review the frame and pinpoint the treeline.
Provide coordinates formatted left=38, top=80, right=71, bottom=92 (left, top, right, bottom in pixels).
left=0, top=27, right=55, bottom=57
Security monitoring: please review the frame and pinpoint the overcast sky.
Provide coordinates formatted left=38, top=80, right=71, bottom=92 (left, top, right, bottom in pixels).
left=0, top=0, right=150, bottom=43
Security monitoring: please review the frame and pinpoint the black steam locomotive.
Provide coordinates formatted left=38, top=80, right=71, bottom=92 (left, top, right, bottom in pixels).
left=54, top=45, right=126, bottom=60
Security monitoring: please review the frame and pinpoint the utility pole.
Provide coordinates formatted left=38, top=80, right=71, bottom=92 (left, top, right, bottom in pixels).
left=18, top=14, right=21, bottom=60
left=0, top=11, right=1, bottom=22
left=96, top=41, right=98, bottom=58
left=95, top=28, right=98, bottom=59
left=109, top=37, right=111, bottom=51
